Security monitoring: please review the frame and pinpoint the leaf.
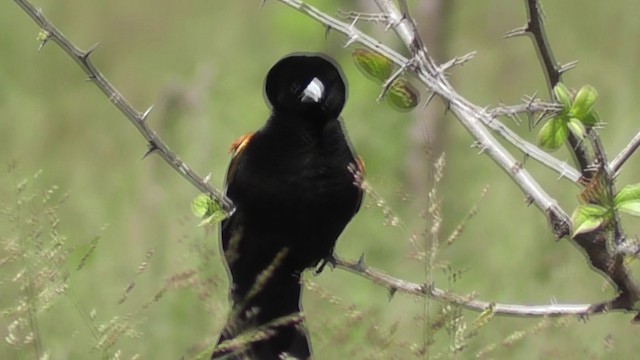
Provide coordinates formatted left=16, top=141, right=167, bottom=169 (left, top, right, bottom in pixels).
left=191, top=194, right=226, bottom=226
left=618, top=201, right=640, bottom=217
left=581, top=110, right=600, bottom=126
left=553, top=83, right=572, bottom=114
left=569, top=85, right=598, bottom=119
left=614, top=183, right=640, bottom=204
left=537, top=117, right=568, bottom=151
left=352, top=48, right=394, bottom=83
left=191, top=194, right=214, bottom=218
left=615, top=184, right=640, bottom=216
left=567, top=117, right=586, bottom=139
left=36, top=29, right=50, bottom=42
left=387, top=78, right=419, bottom=110
left=571, top=204, right=609, bottom=237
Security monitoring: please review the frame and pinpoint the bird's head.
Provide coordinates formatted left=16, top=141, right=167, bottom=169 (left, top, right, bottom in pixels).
left=265, top=54, right=347, bottom=119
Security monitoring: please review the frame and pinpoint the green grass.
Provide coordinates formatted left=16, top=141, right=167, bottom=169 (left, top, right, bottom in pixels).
left=2, top=0, right=640, bottom=358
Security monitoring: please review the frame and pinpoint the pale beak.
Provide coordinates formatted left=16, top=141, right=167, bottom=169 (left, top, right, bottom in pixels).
left=300, top=77, right=325, bottom=103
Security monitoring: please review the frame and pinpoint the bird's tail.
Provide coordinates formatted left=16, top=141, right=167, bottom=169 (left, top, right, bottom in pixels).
left=212, top=264, right=310, bottom=359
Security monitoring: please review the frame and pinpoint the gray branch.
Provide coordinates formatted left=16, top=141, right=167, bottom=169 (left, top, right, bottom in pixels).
left=334, top=255, right=612, bottom=318
left=610, top=129, right=640, bottom=174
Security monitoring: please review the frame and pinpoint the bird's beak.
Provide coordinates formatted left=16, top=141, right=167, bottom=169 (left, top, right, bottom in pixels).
left=300, top=77, right=325, bottom=103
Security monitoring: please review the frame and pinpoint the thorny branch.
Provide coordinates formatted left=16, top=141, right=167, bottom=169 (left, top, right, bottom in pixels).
left=510, top=0, right=640, bottom=317
left=334, top=255, right=594, bottom=318
left=13, top=0, right=235, bottom=215
left=504, top=0, right=591, bottom=176
left=273, top=0, right=640, bottom=318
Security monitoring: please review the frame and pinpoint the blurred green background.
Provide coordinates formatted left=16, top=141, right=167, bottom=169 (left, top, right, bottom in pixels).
left=3, top=0, right=640, bottom=358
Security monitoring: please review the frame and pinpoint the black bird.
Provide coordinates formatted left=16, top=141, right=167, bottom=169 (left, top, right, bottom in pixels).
left=212, top=54, right=363, bottom=359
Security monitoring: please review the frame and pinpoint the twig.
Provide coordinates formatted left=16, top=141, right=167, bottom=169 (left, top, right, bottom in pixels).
left=333, top=255, right=627, bottom=318
left=488, top=99, right=581, bottom=183
left=13, top=0, right=235, bottom=215
left=610, top=129, right=640, bottom=174
left=489, top=100, right=561, bottom=119
left=511, top=0, right=591, bottom=175
left=589, top=132, right=624, bottom=245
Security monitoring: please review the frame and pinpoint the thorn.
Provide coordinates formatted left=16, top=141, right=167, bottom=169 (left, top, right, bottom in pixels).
left=511, top=161, right=523, bottom=174
left=524, top=194, right=535, bottom=206
left=203, top=172, right=212, bottom=184
left=259, top=0, right=266, bottom=8
left=377, top=59, right=412, bottom=102
left=388, top=287, right=397, bottom=301
left=522, top=91, right=538, bottom=106
left=471, top=141, right=487, bottom=155
left=577, top=313, right=590, bottom=323
left=504, top=26, right=528, bottom=38
left=458, top=51, right=477, bottom=65
left=343, top=34, right=359, bottom=48
left=337, top=10, right=389, bottom=24
left=534, top=110, right=547, bottom=128
left=83, top=42, right=101, bottom=60
left=585, top=163, right=599, bottom=173
left=356, top=253, right=366, bottom=271
left=141, top=105, right=154, bottom=122
left=143, top=141, right=159, bottom=159
left=558, top=60, right=578, bottom=74
left=443, top=99, right=451, bottom=114
left=439, top=58, right=456, bottom=73
left=348, top=13, right=360, bottom=31
left=324, top=25, right=331, bottom=39
left=593, top=124, right=606, bottom=133
left=439, top=51, right=477, bottom=73
left=336, top=9, right=350, bottom=19
left=508, top=112, right=523, bottom=126
left=421, top=282, right=433, bottom=295
left=385, top=16, right=402, bottom=32
left=422, top=91, right=436, bottom=109
left=556, top=165, right=569, bottom=181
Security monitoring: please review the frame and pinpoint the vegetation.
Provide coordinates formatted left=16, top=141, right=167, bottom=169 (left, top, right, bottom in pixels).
left=2, top=0, right=640, bottom=358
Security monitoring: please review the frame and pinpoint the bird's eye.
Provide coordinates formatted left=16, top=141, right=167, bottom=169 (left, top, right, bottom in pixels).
left=289, top=82, right=303, bottom=95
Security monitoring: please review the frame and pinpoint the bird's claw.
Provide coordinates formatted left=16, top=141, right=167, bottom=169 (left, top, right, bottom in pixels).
left=314, top=254, right=337, bottom=275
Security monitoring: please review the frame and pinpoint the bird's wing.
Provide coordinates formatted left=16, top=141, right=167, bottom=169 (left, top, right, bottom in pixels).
left=221, top=133, right=254, bottom=252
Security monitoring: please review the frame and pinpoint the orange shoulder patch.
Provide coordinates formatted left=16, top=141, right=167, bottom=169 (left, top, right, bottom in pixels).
left=229, top=133, right=254, bottom=156
left=356, top=155, right=366, bottom=175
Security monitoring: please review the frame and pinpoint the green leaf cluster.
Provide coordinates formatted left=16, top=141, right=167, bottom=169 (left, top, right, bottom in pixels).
left=571, top=184, right=640, bottom=237
left=538, top=83, right=600, bottom=151
left=191, top=194, right=227, bottom=226
left=352, top=48, right=419, bottom=111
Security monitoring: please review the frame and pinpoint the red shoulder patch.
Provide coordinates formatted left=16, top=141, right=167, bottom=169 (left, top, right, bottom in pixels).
left=229, top=133, right=254, bottom=156
left=356, top=155, right=365, bottom=175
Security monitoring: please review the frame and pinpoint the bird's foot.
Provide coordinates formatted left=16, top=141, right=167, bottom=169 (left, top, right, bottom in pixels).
left=314, top=254, right=337, bottom=275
